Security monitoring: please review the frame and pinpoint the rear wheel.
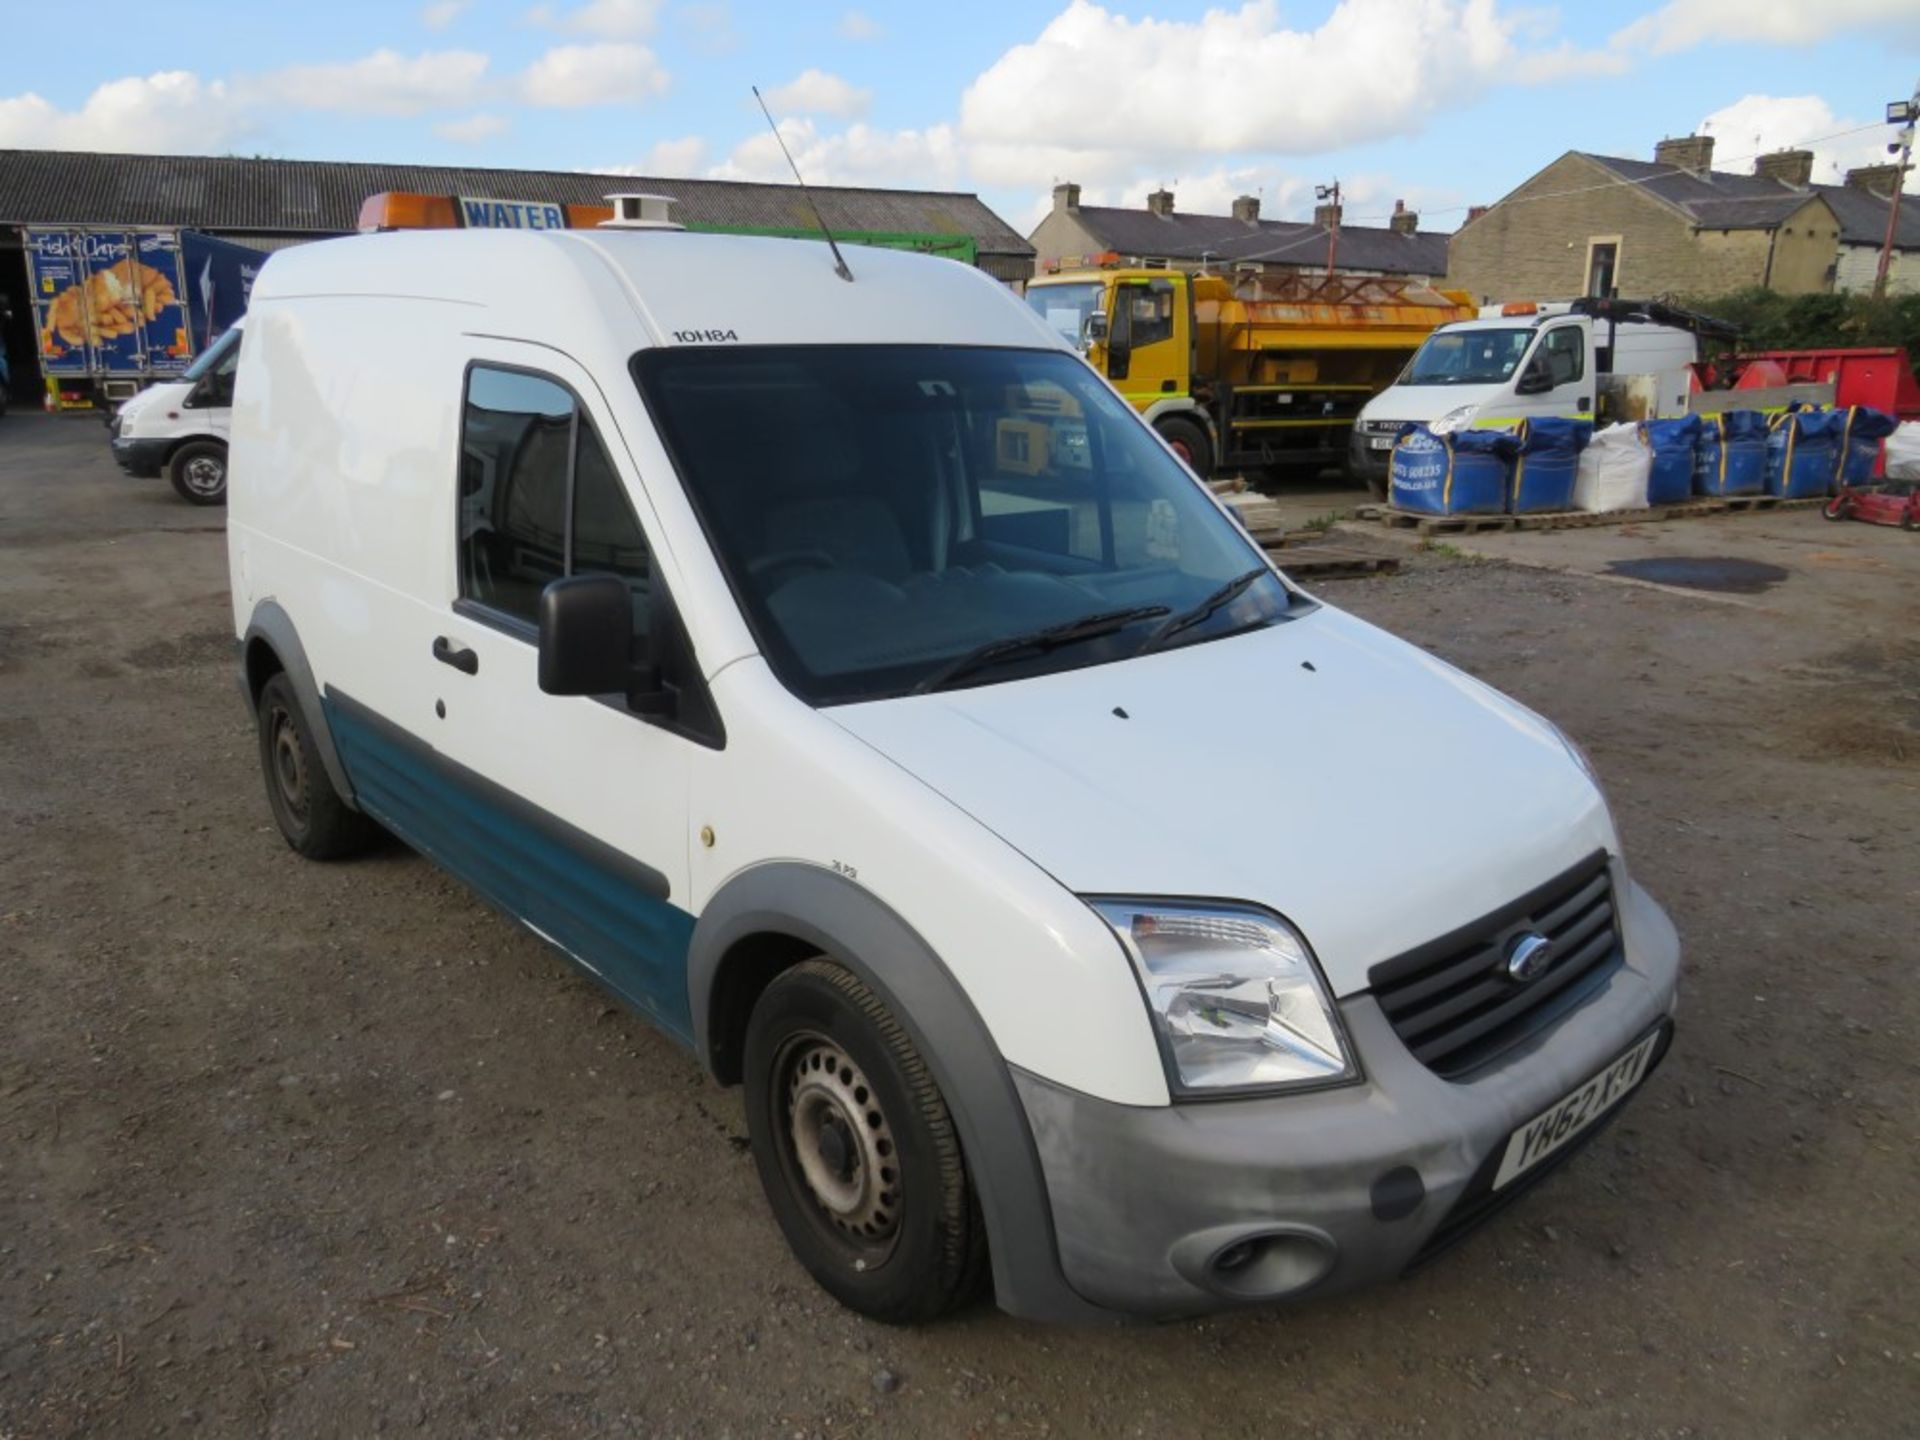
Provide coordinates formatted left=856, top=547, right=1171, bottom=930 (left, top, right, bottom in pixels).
left=1155, top=414, right=1213, bottom=480
left=256, top=673, right=379, bottom=860
left=743, top=959, right=987, bottom=1324
left=169, top=439, right=228, bottom=506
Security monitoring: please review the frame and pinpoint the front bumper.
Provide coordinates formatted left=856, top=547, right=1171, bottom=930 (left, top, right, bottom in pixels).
left=1348, top=427, right=1394, bottom=481
left=111, top=435, right=170, bottom=477
left=1012, top=876, right=1681, bottom=1319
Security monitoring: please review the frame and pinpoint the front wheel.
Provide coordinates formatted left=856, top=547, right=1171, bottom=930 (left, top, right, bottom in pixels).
left=256, top=673, right=380, bottom=860
left=743, top=960, right=987, bottom=1324
left=1154, top=414, right=1214, bottom=480
left=1822, top=495, right=1852, bottom=522
left=169, top=439, right=228, bottom=506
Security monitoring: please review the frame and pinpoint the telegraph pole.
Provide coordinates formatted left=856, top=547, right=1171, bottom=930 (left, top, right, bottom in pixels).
left=1316, top=179, right=1341, bottom=277
left=1873, top=81, right=1917, bottom=301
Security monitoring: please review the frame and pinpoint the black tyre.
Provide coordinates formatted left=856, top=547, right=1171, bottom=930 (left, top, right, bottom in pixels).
left=743, top=959, right=987, bottom=1324
left=169, top=439, right=228, bottom=506
left=1155, top=414, right=1214, bottom=479
left=256, top=673, right=379, bottom=860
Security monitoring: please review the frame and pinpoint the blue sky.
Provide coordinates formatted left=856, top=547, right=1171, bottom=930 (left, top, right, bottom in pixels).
left=2, top=1, right=1916, bottom=234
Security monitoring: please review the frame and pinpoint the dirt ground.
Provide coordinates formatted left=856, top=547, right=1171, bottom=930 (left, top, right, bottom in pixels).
left=2, top=414, right=1916, bottom=1439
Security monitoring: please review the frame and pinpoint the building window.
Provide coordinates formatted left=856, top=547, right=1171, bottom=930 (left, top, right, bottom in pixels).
left=1585, top=238, right=1621, bottom=298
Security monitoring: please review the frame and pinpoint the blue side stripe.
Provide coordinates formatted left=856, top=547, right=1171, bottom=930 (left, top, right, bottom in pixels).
left=325, top=693, right=696, bottom=1044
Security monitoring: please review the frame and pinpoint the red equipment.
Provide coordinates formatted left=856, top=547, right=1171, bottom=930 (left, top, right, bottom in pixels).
left=1720, top=347, right=1920, bottom=422
left=1822, top=480, right=1920, bottom=530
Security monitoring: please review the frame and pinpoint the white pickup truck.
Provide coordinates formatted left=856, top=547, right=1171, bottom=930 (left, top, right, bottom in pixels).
left=1351, top=298, right=1734, bottom=495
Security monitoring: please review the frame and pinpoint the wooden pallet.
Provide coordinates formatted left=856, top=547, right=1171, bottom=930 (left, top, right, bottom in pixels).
left=1263, top=543, right=1400, bottom=579
left=1357, top=493, right=1828, bottom=536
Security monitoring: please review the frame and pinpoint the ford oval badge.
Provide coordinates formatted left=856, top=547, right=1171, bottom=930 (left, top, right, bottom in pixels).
left=1505, top=932, right=1554, bottom=984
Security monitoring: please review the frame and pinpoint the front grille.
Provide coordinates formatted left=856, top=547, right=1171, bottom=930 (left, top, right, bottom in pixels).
left=1370, top=852, right=1623, bottom=1079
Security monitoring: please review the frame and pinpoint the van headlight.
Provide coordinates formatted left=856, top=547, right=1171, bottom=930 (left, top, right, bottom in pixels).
left=1429, top=405, right=1477, bottom=435
left=1090, top=900, right=1358, bottom=1096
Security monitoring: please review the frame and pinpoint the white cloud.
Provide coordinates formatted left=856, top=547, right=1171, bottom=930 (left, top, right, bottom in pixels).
left=838, top=9, right=882, bottom=41
left=0, top=71, right=249, bottom=153
left=420, top=0, right=469, bottom=30
left=525, top=0, right=661, bottom=38
left=434, top=111, right=509, bottom=143
left=957, top=0, right=1595, bottom=190
left=1613, top=0, right=1920, bottom=55
left=709, top=117, right=962, bottom=190
left=260, top=48, right=489, bottom=117
left=1699, top=94, right=1918, bottom=191
left=763, top=68, right=871, bottom=120
left=642, top=134, right=708, bottom=175
left=520, top=42, right=670, bottom=106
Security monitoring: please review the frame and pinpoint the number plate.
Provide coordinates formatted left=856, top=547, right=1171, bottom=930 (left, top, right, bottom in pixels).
left=1492, top=1031, right=1659, bottom=1190
left=1368, top=435, right=1395, bottom=450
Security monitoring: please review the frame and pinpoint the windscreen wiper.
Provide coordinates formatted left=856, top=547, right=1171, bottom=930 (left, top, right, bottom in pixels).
left=911, top=605, right=1171, bottom=695
left=1136, top=566, right=1272, bottom=655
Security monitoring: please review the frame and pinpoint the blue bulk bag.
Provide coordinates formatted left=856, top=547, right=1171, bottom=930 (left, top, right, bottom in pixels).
left=1509, top=417, right=1591, bottom=513
left=1390, top=425, right=1519, bottom=515
left=1694, top=410, right=1766, bottom=496
left=1765, top=407, right=1844, bottom=499
left=1642, top=415, right=1701, bottom=505
left=1835, top=405, right=1898, bottom=485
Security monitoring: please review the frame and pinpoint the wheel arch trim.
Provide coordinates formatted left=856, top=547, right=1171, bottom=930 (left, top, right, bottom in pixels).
left=240, top=600, right=360, bottom=811
left=688, top=862, right=1109, bottom=1323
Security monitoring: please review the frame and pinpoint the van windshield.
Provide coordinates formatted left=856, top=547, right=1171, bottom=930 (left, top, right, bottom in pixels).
left=634, top=345, right=1297, bottom=705
left=1401, top=327, right=1535, bottom=385
left=182, top=325, right=242, bottom=382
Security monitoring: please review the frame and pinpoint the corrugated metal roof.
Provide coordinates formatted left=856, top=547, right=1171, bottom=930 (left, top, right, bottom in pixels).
left=0, top=149, right=1033, bottom=257
left=1580, top=152, right=1920, bottom=248
left=1065, top=204, right=1452, bottom=276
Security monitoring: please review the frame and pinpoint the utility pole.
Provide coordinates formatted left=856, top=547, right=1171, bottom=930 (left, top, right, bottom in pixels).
left=1873, top=81, right=1917, bottom=302
left=1315, top=179, right=1341, bottom=278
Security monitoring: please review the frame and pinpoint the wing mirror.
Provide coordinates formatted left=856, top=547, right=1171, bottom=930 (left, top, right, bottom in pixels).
left=1515, top=362, right=1554, bottom=396
left=537, top=573, right=673, bottom=717
left=1083, top=311, right=1108, bottom=345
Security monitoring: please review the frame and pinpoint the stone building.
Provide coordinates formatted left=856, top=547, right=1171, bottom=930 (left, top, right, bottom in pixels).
left=1030, top=183, right=1451, bottom=282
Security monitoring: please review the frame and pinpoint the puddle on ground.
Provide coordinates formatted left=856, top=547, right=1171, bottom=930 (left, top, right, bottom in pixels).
left=1605, top=557, right=1790, bottom=594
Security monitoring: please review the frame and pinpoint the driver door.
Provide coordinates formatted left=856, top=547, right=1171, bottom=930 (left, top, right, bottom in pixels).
left=1103, top=278, right=1185, bottom=409
left=1514, top=323, right=1592, bottom=423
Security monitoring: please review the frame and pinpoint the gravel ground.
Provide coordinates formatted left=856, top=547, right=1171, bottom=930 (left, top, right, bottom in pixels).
left=2, top=414, right=1916, bottom=1438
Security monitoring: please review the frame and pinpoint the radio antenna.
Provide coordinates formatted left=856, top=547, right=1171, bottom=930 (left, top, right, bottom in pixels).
left=752, top=85, right=853, bottom=282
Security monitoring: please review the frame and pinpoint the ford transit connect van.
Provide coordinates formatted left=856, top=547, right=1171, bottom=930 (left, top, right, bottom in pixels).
left=229, top=224, right=1679, bottom=1324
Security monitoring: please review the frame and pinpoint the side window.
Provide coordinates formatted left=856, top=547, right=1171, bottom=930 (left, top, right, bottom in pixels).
left=1542, top=327, right=1585, bottom=386
left=1120, top=283, right=1175, bottom=346
left=458, top=366, right=651, bottom=634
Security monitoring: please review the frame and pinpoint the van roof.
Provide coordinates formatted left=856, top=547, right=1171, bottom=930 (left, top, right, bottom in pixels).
left=249, top=227, right=1058, bottom=353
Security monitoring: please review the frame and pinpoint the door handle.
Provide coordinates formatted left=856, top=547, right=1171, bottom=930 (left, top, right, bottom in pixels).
left=432, top=636, right=479, bottom=675
left=1578, top=396, right=1592, bottom=410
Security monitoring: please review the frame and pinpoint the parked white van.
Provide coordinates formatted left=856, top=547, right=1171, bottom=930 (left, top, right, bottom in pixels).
left=229, top=222, right=1680, bottom=1324
left=110, top=318, right=242, bottom=505
left=1351, top=299, right=1713, bottom=494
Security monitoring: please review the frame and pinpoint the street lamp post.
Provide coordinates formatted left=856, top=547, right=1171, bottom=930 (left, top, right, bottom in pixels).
left=1873, top=84, right=1918, bottom=302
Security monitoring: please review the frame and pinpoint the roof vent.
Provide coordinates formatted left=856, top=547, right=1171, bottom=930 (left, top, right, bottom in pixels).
left=599, top=193, right=684, bottom=230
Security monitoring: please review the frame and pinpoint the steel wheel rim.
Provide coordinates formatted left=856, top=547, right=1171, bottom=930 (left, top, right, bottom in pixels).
left=268, top=702, right=308, bottom=825
left=775, top=1032, right=901, bottom=1262
left=184, top=456, right=224, bottom=496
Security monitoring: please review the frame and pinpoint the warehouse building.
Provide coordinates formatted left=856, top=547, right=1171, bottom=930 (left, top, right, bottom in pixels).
left=0, top=149, right=1036, bottom=397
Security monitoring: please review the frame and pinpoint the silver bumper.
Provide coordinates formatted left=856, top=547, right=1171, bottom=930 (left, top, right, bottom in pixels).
left=1013, top=878, right=1682, bottom=1318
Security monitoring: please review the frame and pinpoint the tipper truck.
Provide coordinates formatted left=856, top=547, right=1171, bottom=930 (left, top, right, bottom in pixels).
left=1025, top=262, right=1476, bottom=480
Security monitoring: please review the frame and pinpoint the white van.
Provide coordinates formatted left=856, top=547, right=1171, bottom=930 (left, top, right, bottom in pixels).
left=1351, top=302, right=1702, bottom=494
left=229, top=225, right=1680, bottom=1324
left=109, top=318, right=242, bottom=505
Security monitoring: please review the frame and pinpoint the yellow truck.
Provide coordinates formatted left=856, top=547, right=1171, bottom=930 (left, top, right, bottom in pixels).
left=1025, top=263, right=1475, bottom=480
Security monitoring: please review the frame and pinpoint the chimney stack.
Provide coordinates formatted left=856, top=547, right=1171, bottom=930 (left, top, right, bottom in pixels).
left=1313, top=200, right=1342, bottom=229
left=1389, top=199, right=1418, bottom=235
left=1654, top=135, right=1715, bottom=177
left=1845, top=163, right=1905, bottom=197
left=1146, top=188, right=1175, bottom=217
left=1753, top=149, right=1814, bottom=187
left=1465, top=204, right=1490, bottom=224
left=1231, top=194, right=1260, bottom=224
left=1052, top=181, right=1081, bottom=215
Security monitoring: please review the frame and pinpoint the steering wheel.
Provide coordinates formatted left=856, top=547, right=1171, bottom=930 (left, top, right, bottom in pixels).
left=747, top=548, right=838, bottom=582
